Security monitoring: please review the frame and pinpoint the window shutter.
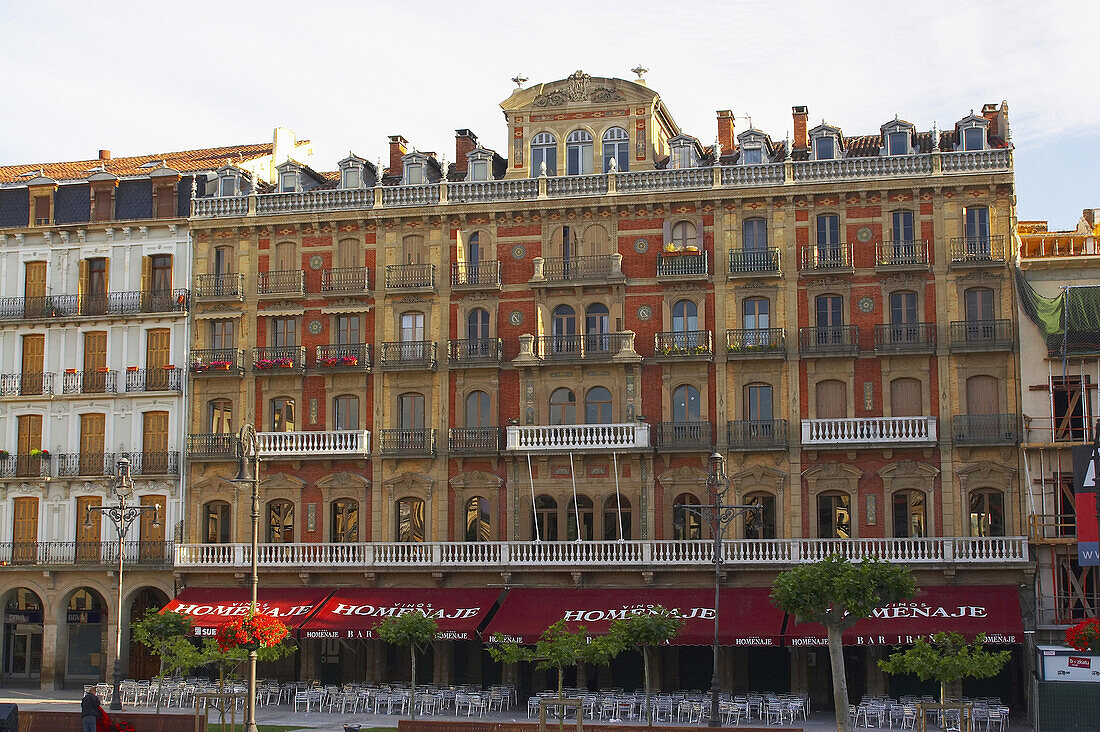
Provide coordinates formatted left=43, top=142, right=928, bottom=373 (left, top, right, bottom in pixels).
left=662, top=220, right=672, bottom=244
left=78, top=259, right=88, bottom=300
left=141, top=256, right=151, bottom=294
left=695, top=222, right=704, bottom=250
left=34, top=196, right=50, bottom=224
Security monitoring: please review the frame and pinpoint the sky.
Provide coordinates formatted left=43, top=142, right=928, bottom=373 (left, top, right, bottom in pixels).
left=1, top=0, right=1096, bottom=229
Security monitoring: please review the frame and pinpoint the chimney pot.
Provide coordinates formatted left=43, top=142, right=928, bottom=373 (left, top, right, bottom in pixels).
left=99, top=149, right=111, bottom=161
left=454, top=129, right=479, bottom=175
left=387, top=135, right=408, bottom=179
left=716, top=111, right=736, bottom=156
left=792, top=106, right=809, bottom=150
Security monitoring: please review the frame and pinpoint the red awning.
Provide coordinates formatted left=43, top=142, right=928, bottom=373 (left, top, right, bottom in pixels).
left=161, top=587, right=334, bottom=638
left=482, top=588, right=784, bottom=647
left=298, top=588, right=503, bottom=641
left=783, top=585, right=1024, bottom=647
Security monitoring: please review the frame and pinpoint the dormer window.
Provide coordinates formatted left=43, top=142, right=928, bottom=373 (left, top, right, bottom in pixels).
left=814, top=136, right=835, bottom=160
left=338, top=155, right=371, bottom=189
left=963, top=127, right=985, bottom=151
left=880, top=118, right=915, bottom=156
left=741, top=147, right=763, bottom=165
left=217, top=167, right=241, bottom=197
left=809, top=124, right=843, bottom=161
left=736, top=130, right=770, bottom=166
left=405, top=163, right=424, bottom=185
left=887, top=132, right=908, bottom=155
left=668, top=135, right=700, bottom=169
left=469, top=160, right=488, bottom=182
left=280, top=171, right=297, bottom=192
left=954, top=114, right=990, bottom=153
left=342, top=167, right=361, bottom=189
left=465, top=148, right=494, bottom=182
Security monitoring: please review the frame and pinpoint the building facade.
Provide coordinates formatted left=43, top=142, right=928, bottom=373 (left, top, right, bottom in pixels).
left=176, top=72, right=1032, bottom=706
left=0, top=135, right=305, bottom=688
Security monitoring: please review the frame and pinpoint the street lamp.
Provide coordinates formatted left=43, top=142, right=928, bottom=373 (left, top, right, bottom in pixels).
left=675, top=452, right=761, bottom=728
left=232, top=424, right=261, bottom=732
left=85, top=457, right=161, bottom=711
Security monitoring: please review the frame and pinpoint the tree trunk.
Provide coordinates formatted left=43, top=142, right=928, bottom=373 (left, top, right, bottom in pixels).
left=826, top=624, right=852, bottom=732
left=644, top=647, right=653, bottom=727
left=410, top=645, right=417, bottom=721
left=557, top=666, right=566, bottom=732
left=940, top=680, right=947, bottom=706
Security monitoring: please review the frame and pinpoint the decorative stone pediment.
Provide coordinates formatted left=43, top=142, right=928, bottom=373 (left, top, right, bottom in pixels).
left=955, top=460, right=1015, bottom=491
left=532, top=71, right=627, bottom=106
left=878, top=460, right=939, bottom=494
left=384, top=471, right=434, bottom=500
left=315, top=471, right=371, bottom=490
left=657, top=465, right=709, bottom=487
left=804, top=461, right=863, bottom=495
left=260, top=473, right=306, bottom=492
left=449, top=470, right=504, bottom=490
left=190, top=474, right=240, bottom=493
left=729, top=464, right=788, bottom=496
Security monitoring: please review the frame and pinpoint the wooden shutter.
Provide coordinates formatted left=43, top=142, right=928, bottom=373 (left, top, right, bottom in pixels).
left=143, top=412, right=170, bottom=475
left=24, top=261, right=46, bottom=299
left=79, top=413, right=106, bottom=475
left=83, top=331, right=107, bottom=370
left=146, top=329, right=171, bottom=389
left=17, top=415, right=42, bottom=477
left=337, top=239, right=359, bottom=268
left=34, top=195, right=50, bottom=225
left=890, top=378, right=923, bottom=417
left=274, top=242, right=295, bottom=271
left=21, top=334, right=45, bottom=395
left=13, top=497, right=39, bottom=564
left=141, top=256, right=151, bottom=295
left=156, top=184, right=176, bottom=218
left=966, top=375, right=999, bottom=414
left=94, top=188, right=112, bottom=221
left=402, top=235, right=425, bottom=264
left=78, top=259, right=88, bottom=300
left=76, top=495, right=102, bottom=563
left=140, top=494, right=166, bottom=560
left=815, top=380, right=847, bottom=419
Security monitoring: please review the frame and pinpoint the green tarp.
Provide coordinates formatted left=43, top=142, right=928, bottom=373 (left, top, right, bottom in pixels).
left=1015, top=267, right=1100, bottom=356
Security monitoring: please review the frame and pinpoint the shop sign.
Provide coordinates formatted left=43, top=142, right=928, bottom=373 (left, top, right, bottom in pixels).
left=67, top=611, right=102, bottom=623
left=4, top=610, right=43, bottom=624
left=1042, top=651, right=1100, bottom=682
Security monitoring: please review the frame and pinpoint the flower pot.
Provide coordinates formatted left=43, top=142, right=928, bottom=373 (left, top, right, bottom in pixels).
left=240, top=640, right=260, bottom=652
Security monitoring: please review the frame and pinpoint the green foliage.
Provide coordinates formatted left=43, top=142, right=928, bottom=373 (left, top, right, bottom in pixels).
left=879, top=632, right=1011, bottom=702
left=771, top=555, right=917, bottom=630
left=375, top=610, right=439, bottom=651
left=487, top=620, right=619, bottom=701
left=199, top=636, right=295, bottom=689
left=131, top=609, right=205, bottom=678
left=605, top=607, right=683, bottom=651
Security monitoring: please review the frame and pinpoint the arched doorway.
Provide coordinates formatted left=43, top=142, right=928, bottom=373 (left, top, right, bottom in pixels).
left=66, top=588, right=107, bottom=684
left=128, top=587, right=169, bottom=680
left=2, top=588, right=44, bottom=685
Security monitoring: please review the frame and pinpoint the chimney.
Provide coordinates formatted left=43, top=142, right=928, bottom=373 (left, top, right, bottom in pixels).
left=455, top=129, right=479, bottom=175
left=716, top=111, right=735, bottom=155
left=981, top=103, right=1000, bottom=136
left=792, top=106, right=809, bottom=150
left=388, top=135, right=408, bottom=178
left=99, top=150, right=111, bottom=161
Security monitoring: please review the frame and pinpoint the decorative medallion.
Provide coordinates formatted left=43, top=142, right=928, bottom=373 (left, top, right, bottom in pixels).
left=634, top=238, right=649, bottom=253
left=309, top=255, right=323, bottom=270
left=508, top=310, right=523, bottom=326
left=506, top=245, right=524, bottom=261
left=858, top=297, right=874, bottom=313
left=637, top=305, right=653, bottom=321
left=308, top=319, right=323, bottom=335
left=856, top=226, right=873, bottom=243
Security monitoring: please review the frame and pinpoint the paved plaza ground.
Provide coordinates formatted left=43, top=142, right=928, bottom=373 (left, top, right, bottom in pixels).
left=0, top=687, right=1034, bottom=731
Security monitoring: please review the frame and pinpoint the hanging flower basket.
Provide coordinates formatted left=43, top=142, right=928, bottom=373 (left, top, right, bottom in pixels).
left=216, top=612, right=289, bottom=653
left=1066, top=617, right=1100, bottom=653
left=319, top=355, right=358, bottom=368
left=255, top=357, right=295, bottom=370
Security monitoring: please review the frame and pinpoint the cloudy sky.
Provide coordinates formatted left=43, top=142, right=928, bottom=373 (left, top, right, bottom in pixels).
left=1, top=0, right=1096, bottom=228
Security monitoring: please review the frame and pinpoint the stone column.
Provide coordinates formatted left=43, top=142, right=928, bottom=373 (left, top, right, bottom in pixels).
left=40, top=616, right=60, bottom=690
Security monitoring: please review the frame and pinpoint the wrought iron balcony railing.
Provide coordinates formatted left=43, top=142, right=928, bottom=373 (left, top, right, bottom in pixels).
left=125, top=367, right=183, bottom=392
left=321, top=266, right=371, bottom=293
left=0, top=454, right=52, bottom=478
left=380, top=341, right=437, bottom=369
left=386, top=263, right=435, bottom=289
left=873, top=323, right=936, bottom=353
left=729, top=248, right=781, bottom=274
left=379, top=428, right=436, bottom=456
left=539, top=254, right=620, bottom=282
left=535, top=333, right=630, bottom=360
left=252, top=346, right=307, bottom=372
left=62, top=370, right=118, bottom=394
left=190, top=348, right=245, bottom=374
left=726, top=328, right=786, bottom=357
left=657, top=252, right=708, bottom=278
left=195, top=273, right=244, bottom=299
left=57, top=453, right=116, bottom=477
left=949, top=320, right=1014, bottom=350
left=952, top=414, right=1019, bottom=445
left=727, top=420, right=790, bottom=450
left=798, top=325, right=860, bottom=355
left=0, top=541, right=173, bottom=567
left=801, top=245, right=852, bottom=271
left=188, top=433, right=235, bottom=459
left=654, top=330, right=713, bottom=358
left=876, top=240, right=930, bottom=268
left=656, top=422, right=713, bottom=450
left=451, top=261, right=501, bottom=288
left=128, top=451, right=180, bottom=475
left=448, top=338, right=503, bottom=366
left=0, top=290, right=189, bottom=320
left=316, top=343, right=372, bottom=370
left=0, top=372, right=54, bottom=396
left=257, top=269, right=305, bottom=296
left=448, top=427, right=501, bottom=453
left=949, top=235, right=1006, bottom=264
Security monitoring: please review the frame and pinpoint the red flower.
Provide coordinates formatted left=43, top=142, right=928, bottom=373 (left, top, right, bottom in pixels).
left=217, top=612, right=289, bottom=652
left=1065, top=617, right=1100, bottom=651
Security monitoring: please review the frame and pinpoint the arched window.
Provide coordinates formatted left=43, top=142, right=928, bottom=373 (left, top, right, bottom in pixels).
left=401, top=234, right=426, bottom=265
left=208, top=399, right=233, bottom=434
left=567, top=494, right=594, bottom=540
left=550, top=388, right=576, bottom=425
left=817, top=492, right=851, bottom=539
left=467, top=308, right=490, bottom=341
left=551, top=305, right=577, bottom=356
left=397, top=392, right=425, bottom=430
left=671, top=221, right=696, bottom=250
left=744, top=492, right=776, bottom=539
left=673, top=493, right=702, bottom=540
left=465, top=497, right=491, bottom=542
left=585, top=303, right=611, bottom=354
left=584, top=386, right=613, bottom=424
left=584, top=225, right=610, bottom=256
left=273, top=241, right=295, bottom=272
left=672, top=384, right=701, bottom=423
left=395, top=497, right=425, bottom=542
left=670, top=300, right=703, bottom=350
left=892, top=490, right=926, bottom=538
left=331, top=499, right=359, bottom=542
left=533, top=495, right=558, bottom=541
left=602, top=127, right=630, bottom=172
left=270, top=397, right=295, bottom=432
left=970, top=490, right=1005, bottom=537
left=333, top=394, right=359, bottom=431
left=566, top=130, right=594, bottom=176
left=531, top=132, right=557, bottom=177
left=266, top=500, right=294, bottom=543
left=603, top=495, right=632, bottom=540
left=465, top=390, right=491, bottom=428
left=203, top=501, right=230, bottom=543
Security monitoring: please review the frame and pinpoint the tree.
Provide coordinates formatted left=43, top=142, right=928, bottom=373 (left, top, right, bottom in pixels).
left=376, top=610, right=439, bottom=721
left=878, top=632, right=1011, bottom=704
left=130, top=609, right=206, bottom=713
left=199, top=637, right=296, bottom=691
left=771, top=555, right=916, bottom=732
left=605, top=607, right=684, bottom=727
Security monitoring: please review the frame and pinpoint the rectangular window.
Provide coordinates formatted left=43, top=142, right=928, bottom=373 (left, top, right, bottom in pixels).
left=889, top=292, right=918, bottom=324
left=815, top=295, right=843, bottom=328
left=743, top=219, right=767, bottom=251
left=815, top=137, right=835, bottom=160
left=398, top=393, right=425, bottom=430
left=400, top=312, right=425, bottom=342
left=24, top=261, right=47, bottom=300
left=271, top=398, right=295, bottom=432
left=335, top=315, right=360, bottom=345
left=888, top=131, right=908, bottom=155
left=469, top=160, right=488, bottom=181
left=280, top=172, right=296, bottom=192
left=150, top=254, right=172, bottom=292
left=21, top=334, right=45, bottom=395
left=333, top=396, right=359, bottom=431
left=892, top=210, right=914, bottom=242
left=405, top=164, right=424, bottom=185
left=219, top=176, right=236, bottom=196
left=209, top=400, right=233, bottom=434
left=93, top=190, right=112, bottom=221
left=743, top=298, right=770, bottom=331
left=34, top=196, right=50, bottom=225
left=211, top=320, right=235, bottom=350
left=816, top=214, right=841, bottom=265
left=271, top=318, right=296, bottom=347
left=963, top=127, right=985, bottom=151
left=965, top=206, right=990, bottom=241
left=155, top=184, right=177, bottom=218
left=745, top=384, right=773, bottom=422
left=964, top=289, right=995, bottom=321
left=342, top=167, right=360, bottom=189
left=741, top=147, right=762, bottom=164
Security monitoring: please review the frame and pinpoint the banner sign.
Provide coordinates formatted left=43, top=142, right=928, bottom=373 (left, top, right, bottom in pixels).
left=1072, top=445, right=1099, bottom=566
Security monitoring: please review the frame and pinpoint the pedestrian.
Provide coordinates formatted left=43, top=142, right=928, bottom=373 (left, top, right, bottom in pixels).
left=80, top=691, right=100, bottom=732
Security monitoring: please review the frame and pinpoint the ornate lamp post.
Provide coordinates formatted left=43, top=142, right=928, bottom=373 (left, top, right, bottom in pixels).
left=676, top=452, right=761, bottom=728
left=232, top=424, right=261, bottom=732
left=85, top=456, right=160, bottom=711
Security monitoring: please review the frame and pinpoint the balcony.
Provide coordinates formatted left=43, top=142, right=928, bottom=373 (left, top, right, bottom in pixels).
left=800, top=245, right=853, bottom=273
left=952, top=414, right=1019, bottom=446
left=535, top=333, right=632, bottom=362
left=1, top=540, right=173, bottom=567
left=379, top=428, right=436, bottom=456
left=727, top=420, right=789, bottom=451
left=531, top=254, right=624, bottom=286
left=385, top=263, right=435, bottom=290
left=448, top=178, right=538, bottom=204
left=380, top=341, right=438, bottom=370
left=257, top=188, right=373, bottom=215
left=128, top=451, right=180, bottom=475
left=257, top=430, right=370, bottom=459
left=253, top=346, right=307, bottom=373
left=191, top=348, right=245, bottom=375
left=0, top=454, right=51, bottom=479
left=875, top=241, right=930, bottom=270
left=546, top=174, right=609, bottom=197
left=448, top=427, right=501, bottom=454
left=874, top=323, right=936, bottom=354
left=949, top=235, right=1006, bottom=266
left=657, top=252, right=709, bottom=280
left=726, top=328, right=786, bottom=359
left=316, top=343, right=371, bottom=371
left=0, top=373, right=54, bottom=396
left=728, top=248, right=781, bottom=276
left=653, top=331, right=713, bottom=360
left=322, top=266, right=371, bottom=294
left=505, top=423, right=650, bottom=452
left=656, top=422, right=713, bottom=451
left=798, top=326, right=860, bottom=356
left=195, top=273, right=244, bottom=300
left=125, top=367, right=183, bottom=392
left=174, top=535, right=1030, bottom=571
left=448, top=338, right=502, bottom=367
left=0, top=290, right=189, bottom=320
left=187, top=433, right=234, bottom=460
left=62, top=370, right=118, bottom=394
left=57, top=453, right=115, bottom=477
left=949, top=320, right=1013, bottom=351
left=257, top=269, right=305, bottom=298
left=802, top=417, right=937, bottom=449
left=381, top=184, right=440, bottom=208
left=451, top=261, right=501, bottom=290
